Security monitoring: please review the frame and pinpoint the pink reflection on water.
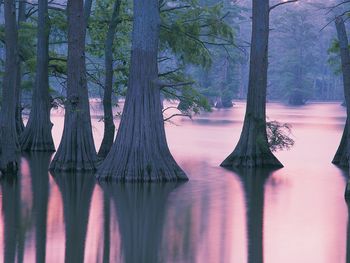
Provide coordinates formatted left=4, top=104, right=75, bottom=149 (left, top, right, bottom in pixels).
left=0, top=101, right=348, bottom=263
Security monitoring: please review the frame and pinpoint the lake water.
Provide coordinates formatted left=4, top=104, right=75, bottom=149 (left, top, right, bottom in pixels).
left=0, top=101, right=348, bottom=263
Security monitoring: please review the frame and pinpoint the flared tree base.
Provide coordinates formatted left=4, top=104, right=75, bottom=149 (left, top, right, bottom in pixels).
left=333, top=119, right=349, bottom=167
left=332, top=154, right=349, bottom=167
left=20, top=134, right=55, bottom=152
left=96, top=152, right=188, bottom=182
left=221, top=151, right=283, bottom=169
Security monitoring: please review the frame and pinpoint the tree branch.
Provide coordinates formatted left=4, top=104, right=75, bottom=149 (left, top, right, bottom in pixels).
left=164, top=113, right=191, bottom=122
left=269, top=0, right=298, bottom=12
left=153, top=79, right=194, bottom=89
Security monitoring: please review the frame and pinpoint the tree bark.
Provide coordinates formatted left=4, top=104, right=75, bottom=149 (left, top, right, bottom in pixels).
left=333, top=17, right=350, bottom=167
left=98, top=0, right=122, bottom=159
left=20, top=0, right=55, bottom=152
left=221, top=0, right=282, bottom=168
left=0, top=0, right=20, bottom=174
left=84, top=0, right=93, bottom=26
left=96, top=0, right=187, bottom=181
left=50, top=0, right=97, bottom=171
left=15, top=0, right=26, bottom=136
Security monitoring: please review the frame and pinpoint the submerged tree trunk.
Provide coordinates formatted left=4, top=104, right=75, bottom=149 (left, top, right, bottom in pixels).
left=333, top=17, right=350, bottom=167
left=98, top=0, right=122, bottom=159
left=0, top=0, right=20, bottom=173
left=96, top=0, right=187, bottom=181
left=221, top=0, right=282, bottom=168
left=20, top=0, right=55, bottom=152
left=50, top=0, right=97, bottom=171
left=15, top=0, right=26, bottom=136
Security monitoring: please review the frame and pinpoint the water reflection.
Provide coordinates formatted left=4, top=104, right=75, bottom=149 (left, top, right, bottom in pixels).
left=25, top=152, right=52, bottom=263
left=346, top=199, right=350, bottom=263
left=102, top=183, right=183, bottom=263
left=0, top=102, right=348, bottom=262
left=1, top=177, right=22, bottom=263
left=53, top=173, right=95, bottom=263
left=236, top=168, right=275, bottom=263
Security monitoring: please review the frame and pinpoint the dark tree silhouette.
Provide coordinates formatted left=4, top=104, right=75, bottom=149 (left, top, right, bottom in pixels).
left=221, top=0, right=283, bottom=168
left=98, top=0, right=122, bottom=159
left=26, top=152, right=52, bottom=263
left=15, top=0, right=26, bottom=136
left=1, top=177, right=21, bottom=263
left=0, top=0, right=20, bottom=173
left=238, top=168, right=272, bottom=263
left=96, top=0, right=187, bottom=181
left=333, top=16, right=350, bottom=167
left=20, top=0, right=55, bottom=152
left=54, top=173, right=95, bottom=263
left=50, top=0, right=97, bottom=171
left=103, top=183, right=180, bottom=263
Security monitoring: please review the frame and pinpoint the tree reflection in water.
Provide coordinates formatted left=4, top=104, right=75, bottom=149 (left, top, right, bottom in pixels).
left=236, top=168, right=276, bottom=263
left=102, top=183, right=183, bottom=263
left=53, top=172, right=95, bottom=263
left=25, top=152, right=52, bottom=263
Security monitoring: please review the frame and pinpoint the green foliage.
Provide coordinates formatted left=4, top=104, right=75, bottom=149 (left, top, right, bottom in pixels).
left=327, top=39, right=342, bottom=75
left=267, top=121, right=295, bottom=152
left=87, top=0, right=132, bottom=94
left=269, top=8, right=318, bottom=104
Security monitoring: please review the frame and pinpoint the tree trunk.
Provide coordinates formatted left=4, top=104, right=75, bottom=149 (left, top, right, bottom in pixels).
left=221, top=0, right=282, bottom=168
left=98, top=0, right=122, bottom=159
left=15, top=0, right=26, bottom=136
left=333, top=17, right=350, bottom=167
left=96, top=0, right=187, bottom=182
left=84, top=0, right=93, bottom=26
left=0, top=0, right=20, bottom=174
left=50, top=0, right=97, bottom=171
left=53, top=173, right=95, bottom=263
left=20, top=0, right=55, bottom=152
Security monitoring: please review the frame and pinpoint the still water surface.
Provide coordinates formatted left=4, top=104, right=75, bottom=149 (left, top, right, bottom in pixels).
left=0, top=102, right=348, bottom=263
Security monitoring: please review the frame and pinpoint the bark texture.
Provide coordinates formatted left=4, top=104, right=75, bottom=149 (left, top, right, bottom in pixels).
left=98, top=0, right=122, bottom=159
left=221, top=0, right=282, bottom=168
left=96, top=0, right=187, bottom=182
left=15, top=0, right=26, bottom=136
left=50, top=0, right=97, bottom=171
left=0, top=0, right=20, bottom=173
left=20, top=0, right=55, bottom=152
left=84, top=0, right=93, bottom=25
left=333, top=17, right=350, bottom=167
left=53, top=173, right=95, bottom=263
